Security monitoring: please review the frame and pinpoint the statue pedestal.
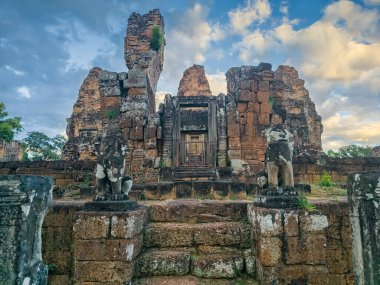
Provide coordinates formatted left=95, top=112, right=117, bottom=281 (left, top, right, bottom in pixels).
left=84, top=200, right=139, bottom=212
left=253, top=195, right=298, bottom=209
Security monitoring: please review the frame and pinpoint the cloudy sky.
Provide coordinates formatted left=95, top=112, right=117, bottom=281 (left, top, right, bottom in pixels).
left=1, top=0, right=379, bottom=151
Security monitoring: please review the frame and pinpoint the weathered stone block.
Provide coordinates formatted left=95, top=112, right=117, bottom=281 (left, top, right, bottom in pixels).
left=75, top=235, right=142, bottom=262
left=228, top=137, right=241, bottom=150
left=304, top=234, right=327, bottom=265
left=73, top=214, right=110, bottom=239
left=326, top=248, right=349, bottom=274
left=284, top=211, right=299, bottom=236
left=239, top=80, right=251, bottom=90
left=252, top=208, right=282, bottom=236
left=300, top=212, right=329, bottom=234
left=144, top=223, right=194, bottom=247
left=194, top=222, right=242, bottom=246
left=258, top=80, right=269, bottom=91
left=258, top=237, right=282, bottom=266
left=238, top=90, right=253, bottom=102
left=191, top=254, right=244, bottom=278
left=110, top=209, right=147, bottom=239
left=227, top=123, right=240, bottom=138
left=48, top=275, right=70, bottom=285
left=138, top=250, right=190, bottom=277
left=74, top=260, right=135, bottom=283
left=243, top=249, right=256, bottom=276
left=258, top=112, right=269, bottom=125
left=43, top=250, right=72, bottom=274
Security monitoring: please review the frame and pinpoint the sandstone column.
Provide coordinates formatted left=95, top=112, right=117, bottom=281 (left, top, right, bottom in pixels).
left=0, top=175, right=53, bottom=285
left=348, top=172, right=380, bottom=285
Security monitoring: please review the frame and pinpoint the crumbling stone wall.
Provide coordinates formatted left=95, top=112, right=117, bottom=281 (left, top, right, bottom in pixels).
left=0, top=160, right=95, bottom=188
left=226, top=63, right=323, bottom=181
left=63, top=67, right=103, bottom=160
left=124, top=8, right=164, bottom=94
left=177, top=65, right=212, bottom=97
left=0, top=140, right=23, bottom=161
left=41, top=200, right=354, bottom=284
left=42, top=202, right=83, bottom=285
left=226, top=63, right=275, bottom=179
left=273, top=66, right=322, bottom=157
left=42, top=202, right=147, bottom=285
left=62, top=9, right=164, bottom=183
left=249, top=201, right=353, bottom=284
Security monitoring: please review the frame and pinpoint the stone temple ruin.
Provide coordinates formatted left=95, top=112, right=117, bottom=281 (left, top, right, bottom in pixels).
left=1, top=8, right=380, bottom=285
left=62, top=8, right=323, bottom=189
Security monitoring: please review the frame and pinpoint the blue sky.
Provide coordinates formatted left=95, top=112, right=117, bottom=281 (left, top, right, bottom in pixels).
left=1, top=0, right=380, bottom=151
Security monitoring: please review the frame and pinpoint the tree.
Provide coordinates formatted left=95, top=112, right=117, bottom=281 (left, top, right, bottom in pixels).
left=0, top=102, right=22, bottom=142
left=327, top=144, right=373, bottom=158
left=22, top=132, right=67, bottom=161
left=150, top=25, right=164, bottom=51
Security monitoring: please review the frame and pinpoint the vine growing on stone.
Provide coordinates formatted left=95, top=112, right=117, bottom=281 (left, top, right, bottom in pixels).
left=150, top=25, right=164, bottom=51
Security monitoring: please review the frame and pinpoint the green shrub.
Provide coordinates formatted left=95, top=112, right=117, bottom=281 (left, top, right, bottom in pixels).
left=150, top=25, right=164, bottom=51
left=269, top=96, right=276, bottom=107
left=319, top=172, right=335, bottom=187
left=105, top=108, right=119, bottom=119
left=297, top=197, right=316, bottom=212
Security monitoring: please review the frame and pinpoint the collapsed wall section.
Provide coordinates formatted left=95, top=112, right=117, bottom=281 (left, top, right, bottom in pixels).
left=124, top=8, right=164, bottom=95
left=63, top=9, right=165, bottom=183
left=63, top=67, right=103, bottom=160
left=226, top=63, right=274, bottom=180
left=272, top=65, right=323, bottom=158
left=225, top=63, right=323, bottom=181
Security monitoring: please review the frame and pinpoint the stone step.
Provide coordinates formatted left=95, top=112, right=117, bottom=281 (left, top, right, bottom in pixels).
left=136, top=247, right=256, bottom=280
left=148, top=200, right=248, bottom=223
left=191, top=253, right=244, bottom=278
left=172, top=167, right=217, bottom=181
left=133, top=275, right=260, bottom=285
left=136, top=250, right=191, bottom=277
left=144, top=222, right=250, bottom=248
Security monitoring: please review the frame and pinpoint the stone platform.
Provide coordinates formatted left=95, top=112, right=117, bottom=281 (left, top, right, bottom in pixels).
left=84, top=200, right=139, bottom=211
left=253, top=195, right=299, bottom=209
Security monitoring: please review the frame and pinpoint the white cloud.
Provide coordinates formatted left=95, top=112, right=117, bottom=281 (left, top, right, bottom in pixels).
left=364, top=0, right=380, bottom=6
left=206, top=73, right=227, bottom=95
left=158, top=3, right=225, bottom=93
left=323, top=113, right=380, bottom=150
left=280, top=1, right=288, bottom=15
left=232, top=29, right=273, bottom=61
left=228, top=0, right=380, bottom=149
left=229, top=0, right=271, bottom=34
left=5, top=65, right=25, bottom=76
left=45, top=18, right=117, bottom=72
left=16, top=86, right=31, bottom=98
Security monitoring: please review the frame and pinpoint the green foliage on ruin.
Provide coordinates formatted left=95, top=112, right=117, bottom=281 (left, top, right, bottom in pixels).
left=47, top=264, right=57, bottom=273
left=150, top=25, right=164, bottom=52
left=297, top=197, right=316, bottom=212
left=327, top=144, right=373, bottom=158
left=0, top=102, right=22, bottom=142
left=318, top=172, right=335, bottom=187
left=80, top=173, right=94, bottom=187
left=269, top=96, right=276, bottom=107
left=22, top=131, right=67, bottom=161
left=105, top=107, right=119, bottom=119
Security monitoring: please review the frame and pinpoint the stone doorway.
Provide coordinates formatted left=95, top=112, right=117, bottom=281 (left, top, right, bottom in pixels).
left=177, top=132, right=216, bottom=167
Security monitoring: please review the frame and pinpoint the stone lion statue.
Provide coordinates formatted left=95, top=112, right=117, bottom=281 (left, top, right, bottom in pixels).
left=263, top=114, right=295, bottom=195
left=94, top=134, right=133, bottom=200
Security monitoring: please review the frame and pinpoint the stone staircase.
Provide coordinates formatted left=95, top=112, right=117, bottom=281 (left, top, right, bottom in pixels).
left=172, top=167, right=217, bottom=181
left=133, top=200, right=259, bottom=285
